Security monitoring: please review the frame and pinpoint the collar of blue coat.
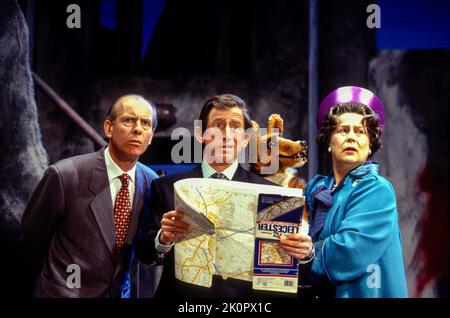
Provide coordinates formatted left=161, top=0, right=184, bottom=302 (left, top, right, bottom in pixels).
left=313, top=161, right=380, bottom=191
left=348, top=161, right=379, bottom=178
left=305, top=161, right=380, bottom=222
left=333, top=161, right=379, bottom=189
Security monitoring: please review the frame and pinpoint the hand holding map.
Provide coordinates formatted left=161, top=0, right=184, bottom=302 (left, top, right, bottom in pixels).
left=172, top=178, right=306, bottom=293
left=160, top=210, right=190, bottom=245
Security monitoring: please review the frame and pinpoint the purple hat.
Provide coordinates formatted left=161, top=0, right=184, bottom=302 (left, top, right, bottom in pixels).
left=316, top=86, right=386, bottom=131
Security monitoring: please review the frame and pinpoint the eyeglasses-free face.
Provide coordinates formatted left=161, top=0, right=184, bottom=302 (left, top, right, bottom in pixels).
left=329, top=112, right=371, bottom=169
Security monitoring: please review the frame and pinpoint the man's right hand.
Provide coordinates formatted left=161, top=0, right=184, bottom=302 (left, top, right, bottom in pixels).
left=159, top=210, right=189, bottom=245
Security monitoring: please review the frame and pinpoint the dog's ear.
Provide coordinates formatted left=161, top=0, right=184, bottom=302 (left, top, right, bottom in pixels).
left=249, top=120, right=260, bottom=164
left=251, top=120, right=260, bottom=135
left=268, top=114, right=283, bottom=136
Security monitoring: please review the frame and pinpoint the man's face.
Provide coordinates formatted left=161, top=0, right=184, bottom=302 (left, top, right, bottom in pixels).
left=202, top=106, right=248, bottom=164
left=104, top=96, right=154, bottom=163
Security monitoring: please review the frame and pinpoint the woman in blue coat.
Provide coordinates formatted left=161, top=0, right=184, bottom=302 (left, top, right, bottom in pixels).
left=280, top=86, right=408, bottom=297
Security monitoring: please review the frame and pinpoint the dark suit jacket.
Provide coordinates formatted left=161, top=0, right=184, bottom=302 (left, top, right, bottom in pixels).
left=135, top=164, right=280, bottom=298
left=21, top=148, right=158, bottom=298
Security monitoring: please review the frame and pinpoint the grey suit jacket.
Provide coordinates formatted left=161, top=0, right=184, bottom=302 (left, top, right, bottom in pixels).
left=21, top=148, right=158, bottom=298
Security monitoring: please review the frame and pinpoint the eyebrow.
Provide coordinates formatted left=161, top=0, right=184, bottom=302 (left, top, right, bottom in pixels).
left=339, top=123, right=364, bottom=127
left=121, top=114, right=151, bottom=120
left=211, top=117, right=242, bottom=124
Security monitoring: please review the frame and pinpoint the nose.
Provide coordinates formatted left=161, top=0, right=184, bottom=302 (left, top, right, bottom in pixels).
left=298, top=140, right=307, bottom=149
left=133, top=121, right=143, bottom=134
left=346, top=130, right=357, bottom=141
left=223, top=126, right=234, bottom=140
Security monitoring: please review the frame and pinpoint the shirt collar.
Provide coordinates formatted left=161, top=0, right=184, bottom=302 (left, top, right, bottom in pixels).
left=201, top=161, right=239, bottom=180
left=104, top=146, right=136, bottom=185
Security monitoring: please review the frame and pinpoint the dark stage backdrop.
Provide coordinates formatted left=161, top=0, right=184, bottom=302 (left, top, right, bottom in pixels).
left=0, top=0, right=448, bottom=298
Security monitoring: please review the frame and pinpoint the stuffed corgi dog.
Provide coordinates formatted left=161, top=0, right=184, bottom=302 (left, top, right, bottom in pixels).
left=251, top=114, right=307, bottom=188
left=250, top=114, right=309, bottom=234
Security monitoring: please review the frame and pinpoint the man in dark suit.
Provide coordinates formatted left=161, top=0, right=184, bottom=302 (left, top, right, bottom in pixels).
left=135, top=94, right=277, bottom=298
left=22, top=95, right=158, bottom=298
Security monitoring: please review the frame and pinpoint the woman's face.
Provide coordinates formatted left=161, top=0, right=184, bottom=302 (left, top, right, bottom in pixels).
left=329, top=112, right=371, bottom=169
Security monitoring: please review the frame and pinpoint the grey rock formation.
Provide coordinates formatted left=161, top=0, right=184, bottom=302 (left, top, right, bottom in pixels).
left=0, top=0, right=47, bottom=297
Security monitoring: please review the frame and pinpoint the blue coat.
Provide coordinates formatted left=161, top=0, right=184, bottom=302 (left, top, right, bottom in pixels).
left=305, top=163, right=408, bottom=297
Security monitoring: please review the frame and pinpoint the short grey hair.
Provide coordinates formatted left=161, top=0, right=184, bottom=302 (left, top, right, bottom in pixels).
left=106, top=94, right=158, bottom=131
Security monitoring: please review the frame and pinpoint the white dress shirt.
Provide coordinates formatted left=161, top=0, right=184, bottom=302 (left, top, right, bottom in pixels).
left=104, top=146, right=136, bottom=208
left=200, top=161, right=238, bottom=180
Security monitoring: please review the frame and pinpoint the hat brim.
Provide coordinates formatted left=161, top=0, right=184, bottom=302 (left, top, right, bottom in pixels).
left=316, top=86, right=386, bottom=130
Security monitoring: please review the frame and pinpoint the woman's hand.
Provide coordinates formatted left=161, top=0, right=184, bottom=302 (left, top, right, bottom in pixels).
left=279, top=233, right=313, bottom=260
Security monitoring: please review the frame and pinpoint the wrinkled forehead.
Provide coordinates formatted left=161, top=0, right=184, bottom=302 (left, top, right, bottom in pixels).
left=207, top=107, right=244, bottom=125
left=116, top=97, right=152, bottom=118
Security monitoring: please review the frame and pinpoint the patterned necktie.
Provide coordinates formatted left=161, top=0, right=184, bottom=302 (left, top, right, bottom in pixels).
left=114, top=173, right=132, bottom=256
left=210, top=172, right=229, bottom=180
left=308, top=185, right=333, bottom=239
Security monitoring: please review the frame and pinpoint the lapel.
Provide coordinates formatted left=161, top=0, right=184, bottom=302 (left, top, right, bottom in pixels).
left=231, top=165, right=250, bottom=182
left=111, top=164, right=149, bottom=295
left=184, top=165, right=203, bottom=178
left=88, top=149, right=116, bottom=261
left=125, top=163, right=145, bottom=245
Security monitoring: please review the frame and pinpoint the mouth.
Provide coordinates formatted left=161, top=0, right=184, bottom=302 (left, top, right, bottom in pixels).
left=279, top=151, right=307, bottom=161
left=128, top=140, right=142, bottom=146
left=343, top=147, right=357, bottom=152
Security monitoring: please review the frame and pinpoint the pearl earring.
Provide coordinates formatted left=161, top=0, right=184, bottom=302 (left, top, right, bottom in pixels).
left=328, top=147, right=331, bottom=152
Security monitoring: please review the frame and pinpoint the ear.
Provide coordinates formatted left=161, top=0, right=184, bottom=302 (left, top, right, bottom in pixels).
left=104, top=119, right=113, bottom=139
left=194, top=126, right=204, bottom=144
left=268, top=114, right=283, bottom=136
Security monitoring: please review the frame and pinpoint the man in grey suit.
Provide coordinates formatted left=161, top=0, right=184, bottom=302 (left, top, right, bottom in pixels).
left=22, top=94, right=158, bottom=298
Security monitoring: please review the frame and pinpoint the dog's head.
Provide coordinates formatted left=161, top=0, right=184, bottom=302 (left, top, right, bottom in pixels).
left=251, top=114, right=307, bottom=175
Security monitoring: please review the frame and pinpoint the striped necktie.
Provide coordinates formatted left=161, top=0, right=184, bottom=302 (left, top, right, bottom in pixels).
left=210, top=172, right=229, bottom=180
